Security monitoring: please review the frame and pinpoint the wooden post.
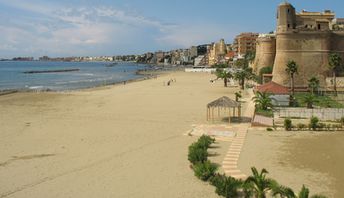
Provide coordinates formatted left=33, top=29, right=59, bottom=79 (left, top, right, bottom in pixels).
left=238, top=106, right=241, bottom=117
left=206, top=107, right=209, bottom=121
left=212, top=108, right=214, bottom=122
left=228, top=108, right=231, bottom=123
left=218, top=107, right=220, bottom=117
left=233, top=108, right=236, bottom=117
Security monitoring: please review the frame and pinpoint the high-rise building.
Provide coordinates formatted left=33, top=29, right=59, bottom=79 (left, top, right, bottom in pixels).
left=233, top=32, right=259, bottom=57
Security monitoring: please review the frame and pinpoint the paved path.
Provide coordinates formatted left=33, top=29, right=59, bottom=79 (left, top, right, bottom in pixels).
left=222, top=89, right=255, bottom=179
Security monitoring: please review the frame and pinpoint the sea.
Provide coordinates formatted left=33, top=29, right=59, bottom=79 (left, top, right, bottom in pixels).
left=0, top=61, right=149, bottom=91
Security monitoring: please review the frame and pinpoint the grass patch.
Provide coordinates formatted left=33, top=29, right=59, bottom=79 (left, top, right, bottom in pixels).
left=255, top=108, right=274, bottom=117
left=294, top=93, right=344, bottom=108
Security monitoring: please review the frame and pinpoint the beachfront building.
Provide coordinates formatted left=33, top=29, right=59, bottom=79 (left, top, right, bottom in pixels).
left=255, top=81, right=290, bottom=107
left=233, top=32, right=259, bottom=58
left=208, top=39, right=228, bottom=66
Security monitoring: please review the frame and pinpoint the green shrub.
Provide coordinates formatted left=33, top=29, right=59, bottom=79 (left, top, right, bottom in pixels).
left=340, top=117, right=344, bottom=126
left=326, top=124, right=332, bottom=131
left=309, top=116, right=319, bottom=131
left=318, top=123, right=326, bottom=130
left=332, top=124, right=342, bottom=130
left=297, top=123, right=307, bottom=131
left=193, top=161, right=217, bottom=181
left=188, top=143, right=208, bottom=164
left=266, top=127, right=273, bottom=131
left=197, top=135, right=215, bottom=149
left=210, top=173, right=242, bottom=197
left=284, top=118, right=292, bottom=131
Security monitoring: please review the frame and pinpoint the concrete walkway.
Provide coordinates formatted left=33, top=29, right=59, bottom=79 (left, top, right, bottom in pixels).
left=222, top=89, right=255, bottom=179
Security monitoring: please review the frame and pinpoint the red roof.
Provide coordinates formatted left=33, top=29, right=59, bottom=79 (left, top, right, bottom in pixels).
left=256, top=81, right=289, bottom=95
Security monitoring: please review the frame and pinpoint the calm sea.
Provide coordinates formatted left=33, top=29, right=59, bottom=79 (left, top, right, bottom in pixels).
left=0, top=61, right=148, bottom=91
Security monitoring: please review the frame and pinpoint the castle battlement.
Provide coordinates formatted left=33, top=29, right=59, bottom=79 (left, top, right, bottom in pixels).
left=253, top=2, right=344, bottom=88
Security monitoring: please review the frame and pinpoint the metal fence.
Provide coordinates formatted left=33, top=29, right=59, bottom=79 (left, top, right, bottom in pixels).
left=275, top=107, right=344, bottom=120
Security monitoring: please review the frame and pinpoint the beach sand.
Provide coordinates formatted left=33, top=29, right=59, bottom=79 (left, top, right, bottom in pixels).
left=0, top=71, right=235, bottom=198
left=239, top=130, right=344, bottom=197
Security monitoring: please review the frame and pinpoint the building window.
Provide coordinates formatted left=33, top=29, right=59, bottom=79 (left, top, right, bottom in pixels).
left=318, top=24, right=321, bottom=30
left=288, top=24, right=290, bottom=28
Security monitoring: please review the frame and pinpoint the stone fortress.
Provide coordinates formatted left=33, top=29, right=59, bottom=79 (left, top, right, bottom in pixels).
left=253, top=1, right=344, bottom=88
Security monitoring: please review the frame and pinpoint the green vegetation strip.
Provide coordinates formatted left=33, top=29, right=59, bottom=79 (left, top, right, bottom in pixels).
left=294, top=93, right=344, bottom=108
left=188, top=135, right=327, bottom=198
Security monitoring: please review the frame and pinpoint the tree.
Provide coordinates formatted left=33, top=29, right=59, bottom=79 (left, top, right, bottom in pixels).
left=252, top=91, right=273, bottom=111
left=259, top=66, right=273, bottom=84
left=285, top=60, right=298, bottom=95
left=302, top=94, right=318, bottom=109
left=234, top=67, right=254, bottom=90
left=308, top=76, right=320, bottom=95
left=296, top=185, right=327, bottom=198
left=244, top=167, right=282, bottom=198
left=245, top=51, right=256, bottom=63
left=216, top=69, right=232, bottom=87
left=235, top=91, right=242, bottom=102
left=213, top=63, right=228, bottom=69
left=235, top=58, right=248, bottom=69
left=328, top=53, right=342, bottom=96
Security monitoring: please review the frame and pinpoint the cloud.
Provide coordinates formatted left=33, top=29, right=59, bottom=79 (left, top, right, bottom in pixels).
left=156, top=24, right=236, bottom=48
left=0, top=0, right=235, bottom=57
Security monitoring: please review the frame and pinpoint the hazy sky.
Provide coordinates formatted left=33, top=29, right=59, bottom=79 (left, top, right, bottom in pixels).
left=0, top=0, right=343, bottom=58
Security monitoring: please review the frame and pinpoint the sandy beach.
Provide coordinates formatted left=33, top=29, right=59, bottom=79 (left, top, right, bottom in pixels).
left=0, top=71, right=234, bottom=198
left=1, top=70, right=343, bottom=198
left=239, top=130, right=344, bottom=197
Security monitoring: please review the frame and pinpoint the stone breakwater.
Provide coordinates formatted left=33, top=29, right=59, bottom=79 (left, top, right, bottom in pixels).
left=23, top=69, right=80, bottom=74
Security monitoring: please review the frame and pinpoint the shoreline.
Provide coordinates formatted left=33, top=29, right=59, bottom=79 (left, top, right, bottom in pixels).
left=0, top=68, right=182, bottom=95
left=0, top=71, right=229, bottom=198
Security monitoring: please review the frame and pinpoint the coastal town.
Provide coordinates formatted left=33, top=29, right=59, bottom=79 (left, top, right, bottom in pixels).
left=1, top=1, right=344, bottom=198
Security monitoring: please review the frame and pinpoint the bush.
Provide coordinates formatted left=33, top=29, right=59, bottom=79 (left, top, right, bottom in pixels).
left=309, top=116, right=319, bottom=131
left=193, top=161, right=218, bottom=181
left=284, top=118, right=292, bottom=131
left=188, top=143, right=208, bottom=164
left=332, top=124, right=342, bottom=130
left=318, top=123, right=326, bottom=130
left=340, top=117, right=344, bottom=126
left=297, top=123, right=307, bottom=131
left=326, top=124, right=332, bottom=131
left=266, top=127, right=273, bottom=131
left=210, top=173, right=242, bottom=198
left=197, top=135, right=215, bottom=149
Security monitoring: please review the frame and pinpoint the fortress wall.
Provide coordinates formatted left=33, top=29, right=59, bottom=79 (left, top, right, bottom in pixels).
left=272, top=32, right=332, bottom=87
left=331, top=32, right=344, bottom=53
left=253, top=37, right=276, bottom=74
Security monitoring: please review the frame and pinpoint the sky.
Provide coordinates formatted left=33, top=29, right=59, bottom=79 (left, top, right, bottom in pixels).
left=0, top=0, right=343, bottom=58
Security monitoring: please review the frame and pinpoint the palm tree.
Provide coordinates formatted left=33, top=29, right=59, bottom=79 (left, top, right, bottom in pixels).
left=328, top=53, right=342, bottom=96
left=244, top=167, right=281, bottom=198
left=252, top=91, right=273, bottom=111
left=235, top=91, right=242, bottom=102
left=234, top=67, right=254, bottom=90
left=308, top=76, right=320, bottom=95
left=296, top=185, right=327, bottom=198
left=216, top=69, right=232, bottom=87
left=285, top=60, right=298, bottom=95
left=210, top=174, right=242, bottom=198
left=302, top=93, right=318, bottom=109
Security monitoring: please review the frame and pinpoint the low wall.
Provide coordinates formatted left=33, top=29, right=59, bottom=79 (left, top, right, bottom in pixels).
left=276, top=107, right=344, bottom=120
left=185, top=68, right=216, bottom=73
